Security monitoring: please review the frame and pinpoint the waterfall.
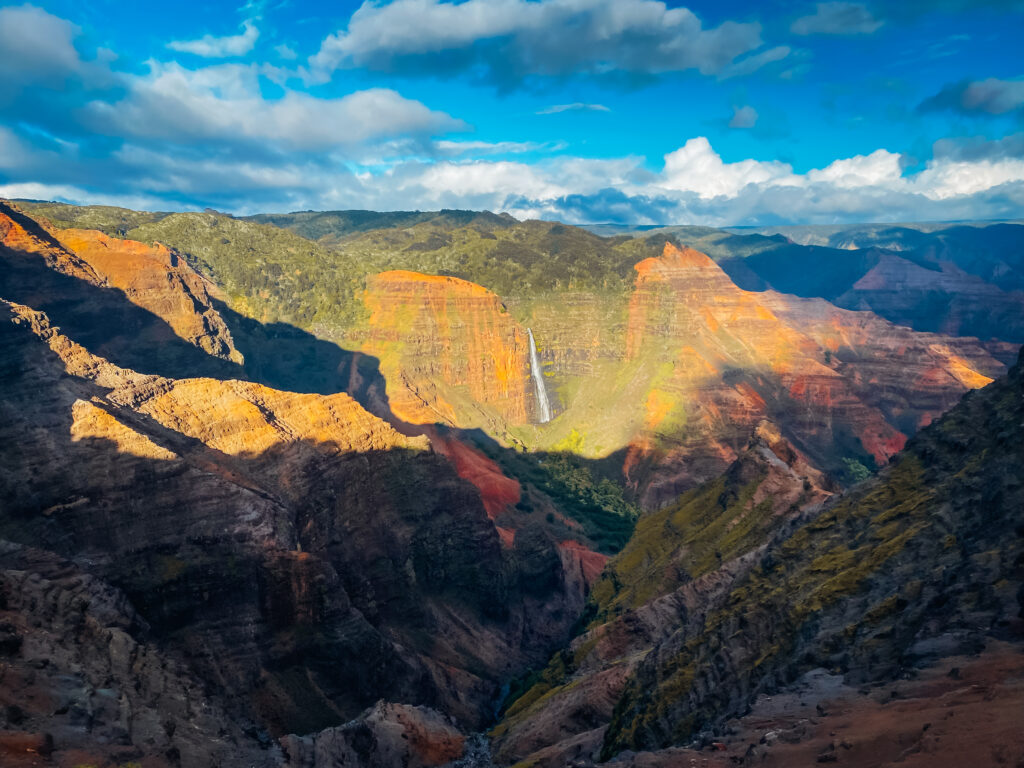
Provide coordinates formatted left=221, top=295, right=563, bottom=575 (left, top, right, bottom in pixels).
left=527, top=328, right=552, bottom=423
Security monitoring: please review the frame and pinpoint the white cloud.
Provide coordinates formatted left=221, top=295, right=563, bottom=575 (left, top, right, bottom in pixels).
left=434, top=139, right=564, bottom=155
left=0, top=4, right=113, bottom=99
left=806, top=149, right=902, bottom=188
left=660, top=137, right=795, bottom=197
left=0, top=180, right=178, bottom=212
left=274, top=43, right=297, bottom=60
left=167, top=19, right=260, bottom=58
left=307, top=0, right=772, bottom=87
left=791, top=2, right=883, bottom=35
left=8, top=134, right=1024, bottom=224
left=913, top=156, right=1024, bottom=199
left=718, top=45, right=791, bottom=79
left=83, top=61, right=467, bottom=150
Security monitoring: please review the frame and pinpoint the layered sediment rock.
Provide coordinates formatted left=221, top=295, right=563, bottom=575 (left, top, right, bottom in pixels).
left=601, top=347, right=1024, bottom=757
left=618, top=243, right=1006, bottom=507
left=0, top=200, right=243, bottom=378
left=56, top=227, right=244, bottom=363
left=361, top=270, right=533, bottom=426
left=492, top=425, right=832, bottom=766
left=0, top=289, right=585, bottom=751
left=0, top=543, right=278, bottom=768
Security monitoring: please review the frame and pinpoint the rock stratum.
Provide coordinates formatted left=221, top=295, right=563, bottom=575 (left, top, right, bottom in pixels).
left=0, top=202, right=598, bottom=767
left=493, top=345, right=1024, bottom=767
left=360, top=270, right=533, bottom=427
left=0, top=199, right=1021, bottom=767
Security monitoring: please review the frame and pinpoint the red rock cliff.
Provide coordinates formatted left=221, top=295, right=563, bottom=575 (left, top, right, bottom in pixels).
left=622, top=243, right=1004, bottom=506
left=361, top=270, right=533, bottom=426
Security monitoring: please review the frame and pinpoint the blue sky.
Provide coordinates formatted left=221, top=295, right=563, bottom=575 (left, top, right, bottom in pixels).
left=0, top=0, right=1022, bottom=224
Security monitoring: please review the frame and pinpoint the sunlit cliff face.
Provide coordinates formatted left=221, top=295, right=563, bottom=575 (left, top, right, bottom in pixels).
left=348, top=239, right=1002, bottom=508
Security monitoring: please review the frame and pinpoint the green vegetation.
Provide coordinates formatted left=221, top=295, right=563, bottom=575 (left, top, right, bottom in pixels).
left=601, top=349, right=1024, bottom=756
left=841, top=457, right=873, bottom=482
left=493, top=649, right=574, bottom=730
left=125, top=212, right=369, bottom=331
left=477, top=438, right=639, bottom=553
left=16, top=200, right=168, bottom=235
left=590, top=467, right=774, bottom=617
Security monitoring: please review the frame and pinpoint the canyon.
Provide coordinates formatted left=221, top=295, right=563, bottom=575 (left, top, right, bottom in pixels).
left=1, top=199, right=1022, bottom=767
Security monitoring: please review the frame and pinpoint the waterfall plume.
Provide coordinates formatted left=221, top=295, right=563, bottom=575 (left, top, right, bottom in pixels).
left=527, top=328, right=552, bottom=423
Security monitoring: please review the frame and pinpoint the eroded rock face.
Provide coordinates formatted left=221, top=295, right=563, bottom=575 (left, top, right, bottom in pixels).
left=618, top=243, right=1006, bottom=507
left=0, top=542, right=278, bottom=768
left=0, top=295, right=584, bottom=745
left=492, top=426, right=833, bottom=767
left=579, top=644, right=1024, bottom=768
left=0, top=201, right=243, bottom=379
left=361, top=270, right=533, bottom=427
left=56, top=227, right=244, bottom=364
left=280, top=702, right=465, bottom=768
left=600, top=347, right=1024, bottom=757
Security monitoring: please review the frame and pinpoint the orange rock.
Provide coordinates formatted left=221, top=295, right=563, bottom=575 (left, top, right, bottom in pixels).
left=56, top=228, right=243, bottom=364
left=621, top=242, right=1004, bottom=504
left=558, top=539, right=610, bottom=585
left=430, top=434, right=521, bottom=521
left=361, top=270, right=533, bottom=426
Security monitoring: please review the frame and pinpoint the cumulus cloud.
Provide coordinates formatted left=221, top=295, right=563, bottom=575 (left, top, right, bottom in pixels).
left=661, top=137, right=794, bottom=197
left=729, top=105, right=758, bottom=128
left=920, top=77, right=1024, bottom=115
left=537, top=103, right=610, bottom=115
left=307, top=0, right=775, bottom=88
left=7, top=132, right=1024, bottom=224
left=791, top=2, right=883, bottom=35
left=167, top=19, right=260, bottom=58
left=83, top=61, right=466, bottom=150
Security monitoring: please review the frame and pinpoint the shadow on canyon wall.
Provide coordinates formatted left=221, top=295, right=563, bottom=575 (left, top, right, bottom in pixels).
left=0, top=303, right=588, bottom=737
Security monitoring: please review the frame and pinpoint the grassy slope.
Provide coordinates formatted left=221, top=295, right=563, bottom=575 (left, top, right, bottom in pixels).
left=15, top=200, right=169, bottom=236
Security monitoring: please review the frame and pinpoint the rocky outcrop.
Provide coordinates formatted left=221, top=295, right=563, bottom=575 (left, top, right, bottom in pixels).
left=0, top=200, right=243, bottom=379
left=601, top=346, right=1024, bottom=756
left=56, top=227, right=243, bottom=364
left=361, top=270, right=533, bottom=427
left=492, top=425, right=833, bottom=766
left=281, top=702, right=465, bottom=768
left=0, top=542, right=278, bottom=768
left=617, top=243, right=1006, bottom=507
left=0, top=292, right=586, bottom=744
left=583, top=643, right=1024, bottom=767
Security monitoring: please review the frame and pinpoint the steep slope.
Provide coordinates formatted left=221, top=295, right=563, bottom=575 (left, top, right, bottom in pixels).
left=491, top=423, right=834, bottom=766
left=600, top=346, right=1024, bottom=756
left=0, top=213, right=602, bottom=763
left=1, top=200, right=243, bottom=377
left=491, top=346, right=1023, bottom=766
left=360, top=270, right=533, bottom=427
left=56, top=226, right=244, bottom=364
left=0, top=543, right=278, bottom=768
left=568, top=243, right=1006, bottom=507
